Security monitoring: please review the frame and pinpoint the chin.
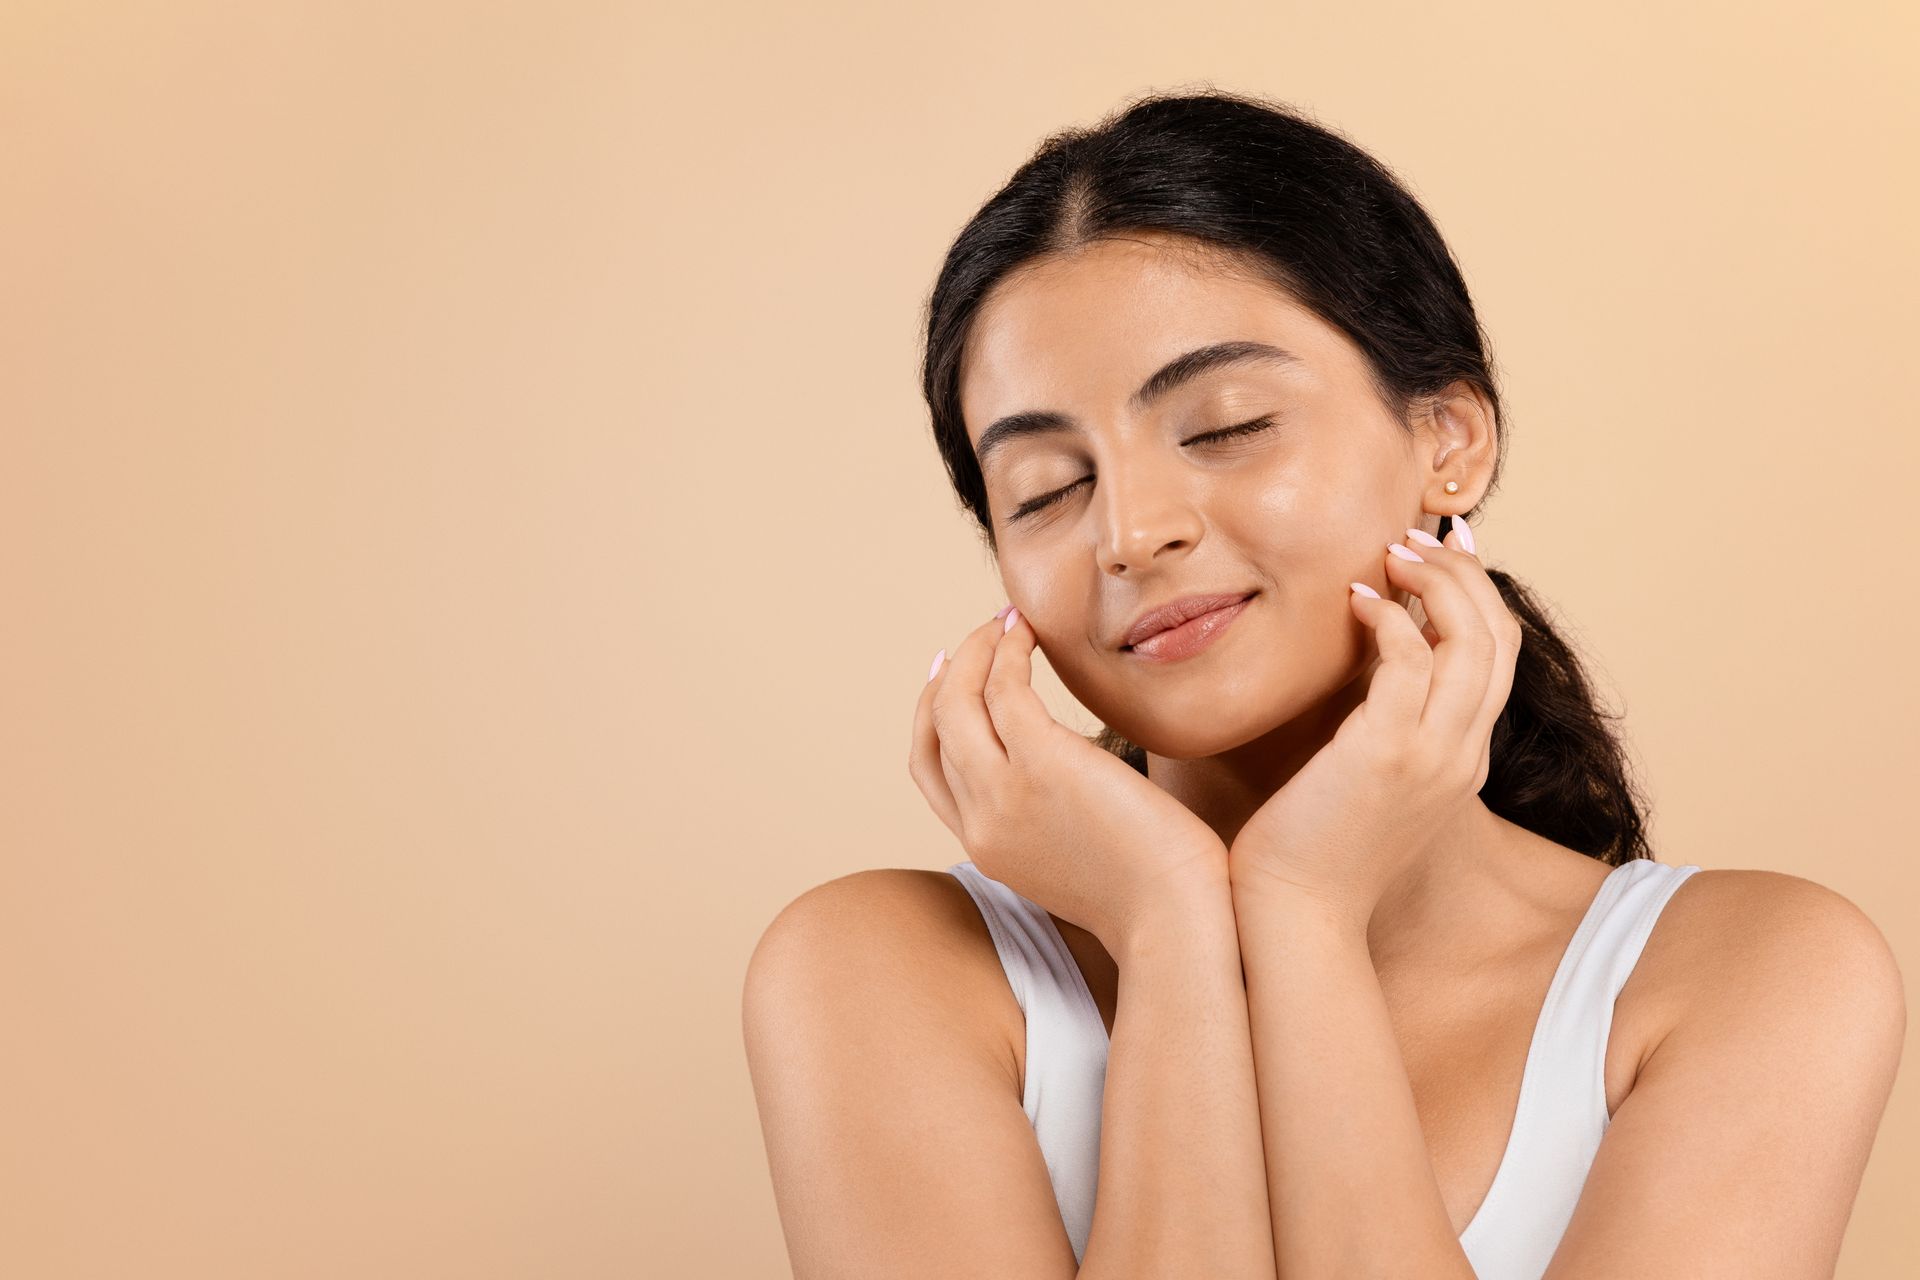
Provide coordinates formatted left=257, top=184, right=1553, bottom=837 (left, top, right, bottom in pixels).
left=1097, top=709, right=1266, bottom=762
left=1096, top=668, right=1340, bottom=762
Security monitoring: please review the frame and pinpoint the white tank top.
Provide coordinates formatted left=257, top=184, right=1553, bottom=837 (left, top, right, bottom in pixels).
left=947, top=856, right=1703, bottom=1276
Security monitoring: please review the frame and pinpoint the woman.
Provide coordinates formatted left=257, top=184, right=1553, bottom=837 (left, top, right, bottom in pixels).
left=744, top=89, right=1904, bottom=1278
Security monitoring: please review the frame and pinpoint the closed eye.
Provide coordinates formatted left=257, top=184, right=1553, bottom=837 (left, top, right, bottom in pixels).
left=1005, top=414, right=1281, bottom=522
left=1185, top=413, right=1280, bottom=447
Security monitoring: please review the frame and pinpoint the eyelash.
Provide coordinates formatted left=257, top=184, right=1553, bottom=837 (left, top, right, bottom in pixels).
left=1007, top=415, right=1280, bottom=522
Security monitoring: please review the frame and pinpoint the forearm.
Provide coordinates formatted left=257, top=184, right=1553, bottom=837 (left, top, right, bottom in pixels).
left=1078, top=875, right=1276, bottom=1279
left=1231, top=876, right=1474, bottom=1279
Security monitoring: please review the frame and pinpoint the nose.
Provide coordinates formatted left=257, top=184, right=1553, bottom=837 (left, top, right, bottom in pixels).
left=1095, top=457, right=1204, bottom=577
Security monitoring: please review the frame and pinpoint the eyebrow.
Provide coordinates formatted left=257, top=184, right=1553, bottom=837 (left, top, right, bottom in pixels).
left=973, top=339, right=1304, bottom=471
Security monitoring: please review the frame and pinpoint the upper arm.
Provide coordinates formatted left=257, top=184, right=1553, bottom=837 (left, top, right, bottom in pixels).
left=742, top=869, right=1083, bottom=1280
left=1544, top=871, right=1907, bottom=1279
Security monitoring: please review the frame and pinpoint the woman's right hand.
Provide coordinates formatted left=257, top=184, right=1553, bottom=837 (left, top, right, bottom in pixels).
left=908, top=603, right=1230, bottom=953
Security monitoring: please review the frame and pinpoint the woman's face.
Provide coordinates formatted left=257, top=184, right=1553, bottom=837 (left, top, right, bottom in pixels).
left=957, top=232, right=1489, bottom=760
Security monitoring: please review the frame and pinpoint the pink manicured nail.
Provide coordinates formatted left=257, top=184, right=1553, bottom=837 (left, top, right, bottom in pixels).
left=1388, top=541, right=1425, bottom=563
left=1351, top=581, right=1382, bottom=598
left=927, top=649, right=946, bottom=682
left=993, top=603, right=1012, bottom=619
left=1451, top=515, right=1477, bottom=555
left=1405, top=527, right=1445, bottom=549
left=1003, top=607, right=1020, bottom=634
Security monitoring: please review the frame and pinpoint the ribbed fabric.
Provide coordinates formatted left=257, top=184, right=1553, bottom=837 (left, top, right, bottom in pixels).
left=947, top=856, right=1702, bottom=1276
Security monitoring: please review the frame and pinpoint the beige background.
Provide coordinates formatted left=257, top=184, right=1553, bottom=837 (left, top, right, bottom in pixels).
left=2, top=2, right=1914, bottom=1276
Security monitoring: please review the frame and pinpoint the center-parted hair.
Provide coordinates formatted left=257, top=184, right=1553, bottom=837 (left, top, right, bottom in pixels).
left=917, top=86, right=1652, bottom=866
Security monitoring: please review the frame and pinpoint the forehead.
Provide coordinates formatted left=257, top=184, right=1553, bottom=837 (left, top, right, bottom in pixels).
left=957, top=235, right=1340, bottom=448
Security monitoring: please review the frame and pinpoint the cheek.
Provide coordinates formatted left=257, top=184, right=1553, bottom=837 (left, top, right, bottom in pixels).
left=1222, top=461, right=1316, bottom=543
left=1000, top=560, right=1087, bottom=628
left=1235, top=480, right=1379, bottom=571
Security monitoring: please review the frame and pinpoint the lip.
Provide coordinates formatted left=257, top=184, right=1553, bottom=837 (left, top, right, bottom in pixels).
left=1120, top=591, right=1257, bottom=661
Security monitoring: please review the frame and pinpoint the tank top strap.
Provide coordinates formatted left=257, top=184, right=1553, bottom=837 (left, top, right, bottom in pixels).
left=947, top=860, right=1109, bottom=1264
left=1541, top=858, right=1705, bottom=1127
left=1458, top=857, right=1703, bottom=1275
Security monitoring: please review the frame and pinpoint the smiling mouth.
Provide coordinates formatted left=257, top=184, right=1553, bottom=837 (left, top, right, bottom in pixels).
left=1121, top=592, right=1258, bottom=662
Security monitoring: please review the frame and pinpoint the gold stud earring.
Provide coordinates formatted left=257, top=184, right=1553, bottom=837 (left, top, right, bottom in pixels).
left=1444, top=481, right=1459, bottom=494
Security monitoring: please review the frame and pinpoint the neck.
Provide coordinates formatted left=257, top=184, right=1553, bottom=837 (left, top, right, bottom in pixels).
left=1143, top=686, right=1527, bottom=969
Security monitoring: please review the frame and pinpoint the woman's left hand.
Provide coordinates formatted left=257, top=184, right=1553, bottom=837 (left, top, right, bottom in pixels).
left=1225, top=517, right=1522, bottom=931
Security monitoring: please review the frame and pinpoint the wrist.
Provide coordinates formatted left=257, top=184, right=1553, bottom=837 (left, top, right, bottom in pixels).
left=1229, top=867, right=1372, bottom=942
left=1110, top=870, right=1238, bottom=966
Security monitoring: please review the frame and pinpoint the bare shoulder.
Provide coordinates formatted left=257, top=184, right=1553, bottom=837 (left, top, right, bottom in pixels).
left=1640, top=866, right=1906, bottom=1052
left=1549, top=867, right=1906, bottom=1270
left=744, top=867, right=1020, bottom=1076
left=741, top=870, right=1076, bottom=1277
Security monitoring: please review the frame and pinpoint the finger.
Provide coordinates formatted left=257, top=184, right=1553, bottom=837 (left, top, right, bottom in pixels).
left=909, top=646, right=964, bottom=838
left=1348, top=579, right=1433, bottom=735
left=1385, top=535, right=1498, bottom=738
left=1427, top=517, right=1510, bottom=643
left=930, top=610, right=1019, bottom=806
left=982, top=607, right=1063, bottom=762
left=1424, top=516, right=1521, bottom=751
left=1434, top=516, right=1509, bottom=632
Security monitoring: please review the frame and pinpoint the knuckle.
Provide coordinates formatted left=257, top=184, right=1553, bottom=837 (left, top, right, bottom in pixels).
left=974, top=791, right=1022, bottom=844
left=1412, top=741, right=1451, bottom=779
left=981, top=674, right=1015, bottom=715
left=1369, top=738, right=1417, bottom=779
left=960, top=811, right=1002, bottom=864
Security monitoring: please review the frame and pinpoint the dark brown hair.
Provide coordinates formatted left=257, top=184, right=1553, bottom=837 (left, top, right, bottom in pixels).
left=917, top=87, right=1652, bottom=866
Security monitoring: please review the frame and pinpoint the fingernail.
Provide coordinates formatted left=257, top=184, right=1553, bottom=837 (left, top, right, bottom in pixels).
left=993, top=603, right=1012, bottom=619
left=1351, top=581, right=1381, bottom=598
left=1003, top=607, right=1020, bottom=634
left=1387, top=541, right=1425, bottom=563
left=1405, top=527, right=1445, bottom=549
left=1451, top=514, right=1477, bottom=555
left=927, top=648, right=946, bottom=682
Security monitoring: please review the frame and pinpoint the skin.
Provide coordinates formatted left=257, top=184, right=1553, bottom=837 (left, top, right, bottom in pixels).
left=955, top=229, right=1572, bottom=977
left=741, top=230, right=1905, bottom=1278
left=937, top=231, right=1904, bottom=1271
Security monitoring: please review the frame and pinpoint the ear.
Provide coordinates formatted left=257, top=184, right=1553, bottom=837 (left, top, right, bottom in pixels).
left=1412, top=381, right=1498, bottom=505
